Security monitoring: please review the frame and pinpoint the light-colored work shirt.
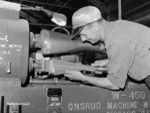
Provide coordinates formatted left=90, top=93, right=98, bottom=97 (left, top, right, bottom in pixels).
left=104, top=20, right=150, bottom=88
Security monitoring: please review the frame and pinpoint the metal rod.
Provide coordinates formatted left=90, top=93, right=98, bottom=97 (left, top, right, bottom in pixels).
left=123, top=1, right=150, bottom=17
left=30, top=79, right=79, bottom=85
left=29, top=23, right=72, bottom=28
left=21, top=7, right=40, bottom=11
left=21, top=0, right=77, bottom=10
left=118, top=0, right=122, bottom=19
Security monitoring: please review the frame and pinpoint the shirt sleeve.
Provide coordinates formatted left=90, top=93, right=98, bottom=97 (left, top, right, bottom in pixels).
left=106, top=42, right=134, bottom=89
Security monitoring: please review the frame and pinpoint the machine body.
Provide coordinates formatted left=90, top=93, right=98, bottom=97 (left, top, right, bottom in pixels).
left=0, top=19, right=29, bottom=84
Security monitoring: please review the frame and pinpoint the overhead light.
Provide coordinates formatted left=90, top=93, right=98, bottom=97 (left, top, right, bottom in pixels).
left=21, top=6, right=67, bottom=26
left=36, top=7, right=67, bottom=26
left=51, top=12, right=67, bottom=26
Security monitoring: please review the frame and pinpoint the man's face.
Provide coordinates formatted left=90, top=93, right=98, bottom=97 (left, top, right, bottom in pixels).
left=79, top=23, right=100, bottom=44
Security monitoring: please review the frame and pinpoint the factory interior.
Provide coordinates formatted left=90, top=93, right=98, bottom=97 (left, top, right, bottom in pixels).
left=0, top=1, right=149, bottom=113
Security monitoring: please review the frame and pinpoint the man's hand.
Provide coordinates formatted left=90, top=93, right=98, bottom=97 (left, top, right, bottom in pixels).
left=91, top=59, right=109, bottom=67
left=64, top=71, right=86, bottom=81
left=91, top=59, right=109, bottom=74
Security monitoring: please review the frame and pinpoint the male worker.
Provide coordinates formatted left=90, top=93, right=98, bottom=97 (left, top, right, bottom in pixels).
left=64, top=6, right=150, bottom=90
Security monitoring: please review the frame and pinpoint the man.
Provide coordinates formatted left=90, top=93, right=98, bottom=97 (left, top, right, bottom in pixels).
left=64, top=6, right=150, bottom=90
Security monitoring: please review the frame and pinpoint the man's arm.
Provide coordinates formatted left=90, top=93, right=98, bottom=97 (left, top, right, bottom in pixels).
left=65, top=71, right=119, bottom=90
left=81, top=74, right=120, bottom=90
left=106, top=42, right=135, bottom=89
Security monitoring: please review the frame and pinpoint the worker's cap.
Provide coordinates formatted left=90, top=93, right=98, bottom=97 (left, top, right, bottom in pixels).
left=71, top=6, right=102, bottom=39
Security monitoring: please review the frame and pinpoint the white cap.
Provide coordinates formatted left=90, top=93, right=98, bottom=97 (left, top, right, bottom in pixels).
left=71, top=6, right=101, bottom=39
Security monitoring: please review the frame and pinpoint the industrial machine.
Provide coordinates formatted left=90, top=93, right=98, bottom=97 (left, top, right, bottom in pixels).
left=0, top=1, right=149, bottom=113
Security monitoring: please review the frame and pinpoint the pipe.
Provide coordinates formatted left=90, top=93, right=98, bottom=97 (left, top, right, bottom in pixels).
left=123, top=1, right=150, bottom=17
left=134, top=13, right=150, bottom=24
left=118, top=0, right=122, bottom=19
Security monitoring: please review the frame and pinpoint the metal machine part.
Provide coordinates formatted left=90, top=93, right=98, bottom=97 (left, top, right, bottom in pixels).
left=34, top=58, right=108, bottom=77
left=51, top=26, right=71, bottom=36
left=0, top=19, right=29, bottom=85
left=34, top=29, right=103, bottom=55
left=31, top=28, right=107, bottom=79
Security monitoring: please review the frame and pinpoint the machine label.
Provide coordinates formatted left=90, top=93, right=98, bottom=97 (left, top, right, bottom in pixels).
left=7, top=102, right=31, bottom=106
left=106, top=91, right=150, bottom=113
left=68, top=102, right=101, bottom=111
left=65, top=86, right=150, bottom=112
left=111, top=91, right=146, bottom=100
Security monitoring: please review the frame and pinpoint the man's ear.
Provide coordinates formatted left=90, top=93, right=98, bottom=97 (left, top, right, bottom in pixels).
left=93, top=22, right=99, bottom=32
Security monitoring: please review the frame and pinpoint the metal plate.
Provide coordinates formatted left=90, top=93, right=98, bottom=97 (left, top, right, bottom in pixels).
left=0, top=19, right=29, bottom=84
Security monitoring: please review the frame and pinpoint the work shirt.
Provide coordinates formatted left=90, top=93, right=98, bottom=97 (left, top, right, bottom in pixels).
left=104, top=20, right=150, bottom=89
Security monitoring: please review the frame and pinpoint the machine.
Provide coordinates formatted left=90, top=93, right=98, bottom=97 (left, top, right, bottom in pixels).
left=0, top=1, right=149, bottom=113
